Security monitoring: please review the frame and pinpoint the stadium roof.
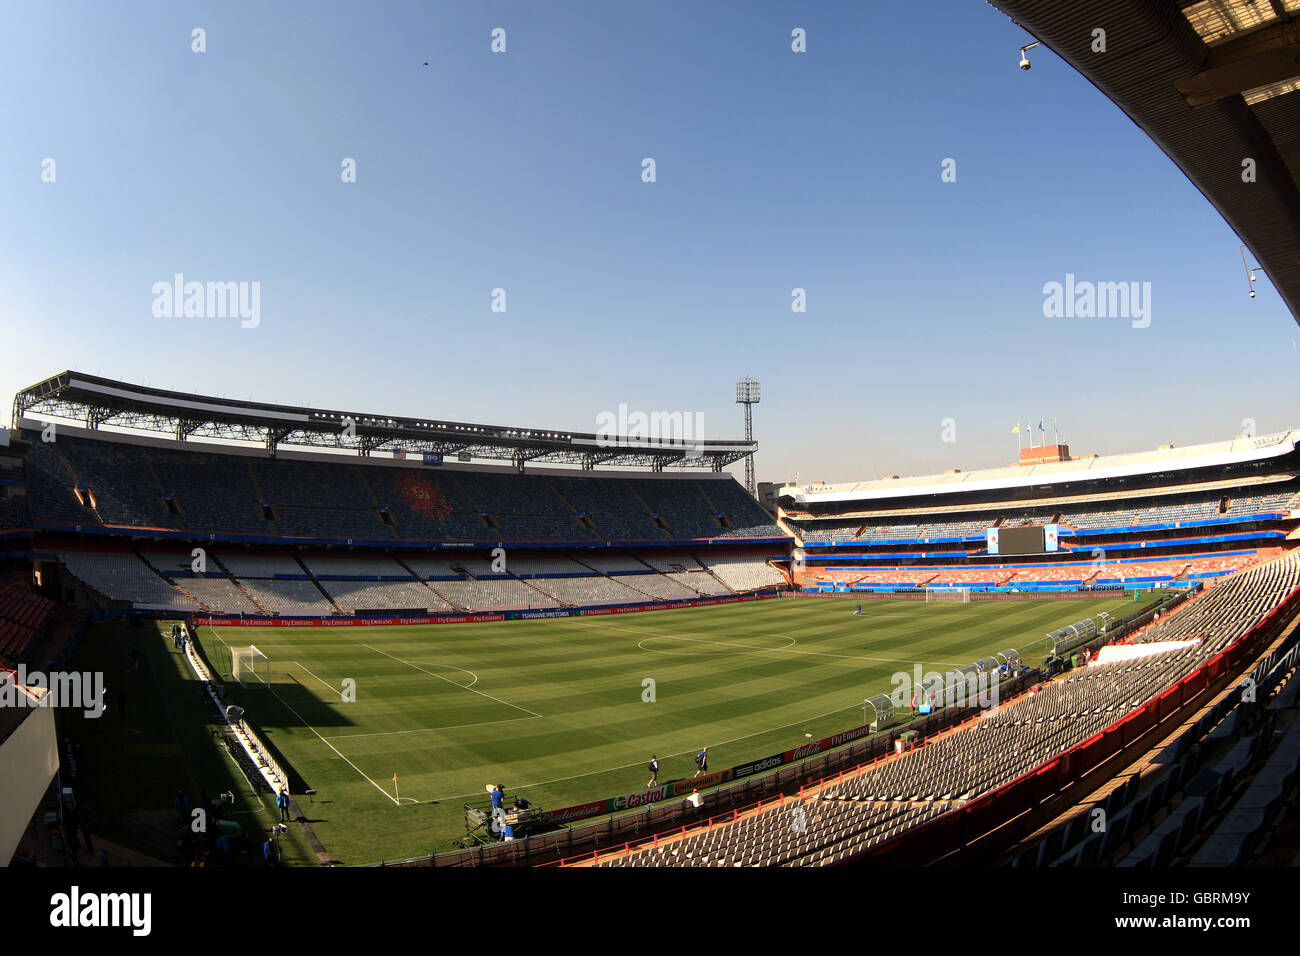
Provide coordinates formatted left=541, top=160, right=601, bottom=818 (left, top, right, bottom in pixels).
left=11, top=371, right=756, bottom=472
left=989, top=0, right=1300, bottom=326
left=783, top=428, right=1300, bottom=506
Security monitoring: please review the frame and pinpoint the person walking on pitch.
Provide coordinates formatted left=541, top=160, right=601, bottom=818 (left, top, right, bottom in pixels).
left=646, top=755, right=659, bottom=788
left=694, top=747, right=709, bottom=777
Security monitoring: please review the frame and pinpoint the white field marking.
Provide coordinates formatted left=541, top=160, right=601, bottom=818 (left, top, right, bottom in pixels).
left=292, top=661, right=345, bottom=697
left=322, top=714, right=540, bottom=740
left=206, top=619, right=938, bottom=808
left=399, top=661, right=479, bottom=687
left=211, top=738, right=270, bottom=814
left=361, top=643, right=542, bottom=718
left=210, top=628, right=400, bottom=806
left=398, top=698, right=869, bottom=807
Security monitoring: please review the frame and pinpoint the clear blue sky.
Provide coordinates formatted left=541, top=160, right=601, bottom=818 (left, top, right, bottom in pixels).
left=3, top=0, right=1297, bottom=485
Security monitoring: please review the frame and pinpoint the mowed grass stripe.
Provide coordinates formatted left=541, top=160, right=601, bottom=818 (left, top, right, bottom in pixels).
left=216, top=629, right=525, bottom=732
left=195, top=593, right=1157, bottom=863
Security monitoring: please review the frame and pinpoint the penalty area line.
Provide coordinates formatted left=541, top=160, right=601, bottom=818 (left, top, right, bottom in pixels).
left=209, top=627, right=401, bottom=807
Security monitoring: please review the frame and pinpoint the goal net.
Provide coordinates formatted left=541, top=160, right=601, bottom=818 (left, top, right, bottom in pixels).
left=925, top=587, right=970, bottom=603
left=232, top=645, right=271, bottom=686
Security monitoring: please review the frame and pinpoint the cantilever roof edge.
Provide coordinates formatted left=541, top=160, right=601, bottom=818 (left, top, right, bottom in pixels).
left=11, top=370, right=756, bottom=460
left=988, top=0, right=1300, bottom=327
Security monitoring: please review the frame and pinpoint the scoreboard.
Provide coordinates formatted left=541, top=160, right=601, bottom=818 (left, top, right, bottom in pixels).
left=986, top=524, right=1061, bottom=556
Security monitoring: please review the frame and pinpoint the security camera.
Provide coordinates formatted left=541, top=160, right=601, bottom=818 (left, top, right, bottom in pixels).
left=1019, top=41, right=1040, bottom=71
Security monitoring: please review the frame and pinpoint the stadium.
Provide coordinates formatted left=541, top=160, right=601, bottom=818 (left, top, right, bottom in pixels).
left=3, top=373, right=1299, bottom=869
left=4, top=0, right=1300, bottom=900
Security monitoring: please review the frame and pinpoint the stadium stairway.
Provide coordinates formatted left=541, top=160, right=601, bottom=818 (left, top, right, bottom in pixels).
left=423, top=581, right=466, bottom=611
left=244, top=460, right=281, bottom=535
left=449, top=472, right=483, bottom=515
left=622, top=482, right=661, bottom=535
left=350, top=465, right=404, bottom=540
left=394, top=558, right=469, bottom=612
left=292, top=554, right=344, bottom=615
left=51, top=444, right=81, bottom=488
left=356, top=466, right=386, bottom=511
left=517, top=574, right=567, bottom=607
left=607, top=572, right=665, bottom=603
left=209, top=553, right=271, bottom=615
left=689, top=554, right=736, bottom=593
left=767, top=558, right=793, bottom=589
left=132, top=546, right=207, bottom=609
left=542, top=477, right=580, bottom=519
left=693, top=480, right=720, bottom=515
left=54, top=444, right=111, bottom=526
left=139, top=450, right=188, bottom=531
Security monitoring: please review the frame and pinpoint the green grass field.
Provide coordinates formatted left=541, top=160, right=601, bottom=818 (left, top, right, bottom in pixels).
left=187, top=592, right=1158, bottom=864
left=58, top=621, right=317, bottom=866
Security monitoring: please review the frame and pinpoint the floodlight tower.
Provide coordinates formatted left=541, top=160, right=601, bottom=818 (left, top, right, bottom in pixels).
left=735, top=377, right=760, bottom=497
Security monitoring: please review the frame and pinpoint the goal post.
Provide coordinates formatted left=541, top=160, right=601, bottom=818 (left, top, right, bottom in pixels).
left=232, top=645, right=271, bottom=686
left=925, top=586, right=970, bottom=603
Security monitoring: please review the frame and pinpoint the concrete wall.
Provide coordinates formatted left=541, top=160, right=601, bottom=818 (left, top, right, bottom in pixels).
left=0, top=705, right=59, bottom=864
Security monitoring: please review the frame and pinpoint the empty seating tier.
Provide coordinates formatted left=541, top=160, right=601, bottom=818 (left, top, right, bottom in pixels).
left=24, top=434, right=783, bottom=544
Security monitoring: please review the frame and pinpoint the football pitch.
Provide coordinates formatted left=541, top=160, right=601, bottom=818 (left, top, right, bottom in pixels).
left=193, top=593, right=1159, bottom=864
